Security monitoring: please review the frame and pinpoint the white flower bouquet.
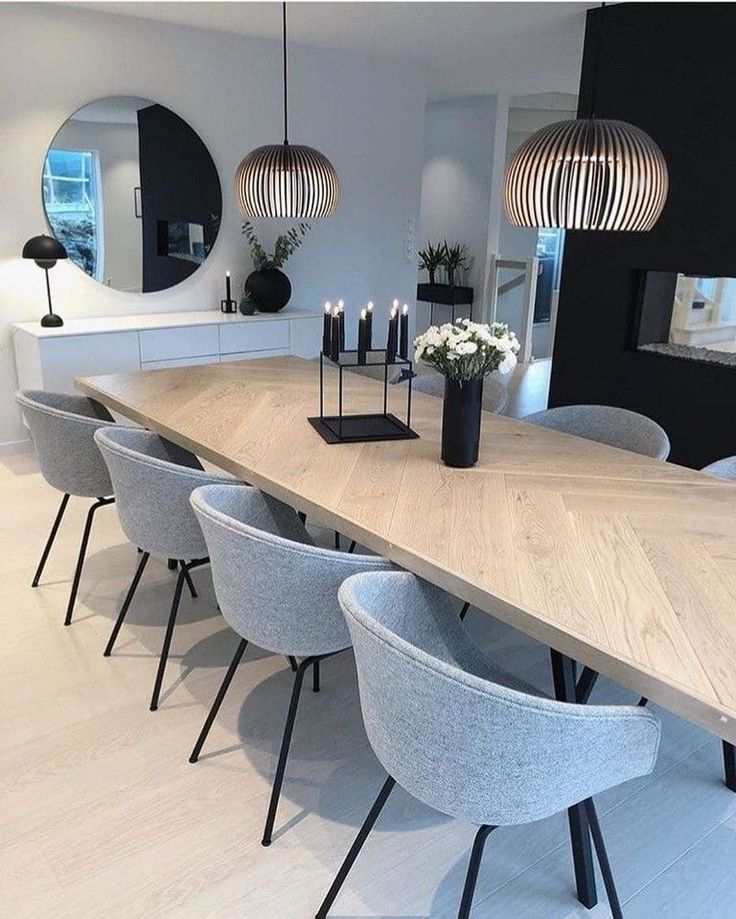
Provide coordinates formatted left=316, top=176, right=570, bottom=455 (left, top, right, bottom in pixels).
left=414, top=319, right=520, bottom=382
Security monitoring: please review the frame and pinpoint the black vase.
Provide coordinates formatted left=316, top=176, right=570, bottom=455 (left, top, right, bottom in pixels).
left=441, top=378, right=483, bottom=468
left=244, top=268, right=292, bottom=313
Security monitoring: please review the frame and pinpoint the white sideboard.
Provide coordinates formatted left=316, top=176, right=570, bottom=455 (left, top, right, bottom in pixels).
left=12, top=308, right=322, bottom=394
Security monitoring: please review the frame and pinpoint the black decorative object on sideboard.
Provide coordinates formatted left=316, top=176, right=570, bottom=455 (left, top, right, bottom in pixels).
left=241, top=220, right=310, bottom=313
left=220, top=270, right=237, bottom=313
left=22, top=234, right=67, bottom=328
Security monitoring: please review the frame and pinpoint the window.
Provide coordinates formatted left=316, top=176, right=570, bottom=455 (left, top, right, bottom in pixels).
left=43, top=149, right=103, bottom=279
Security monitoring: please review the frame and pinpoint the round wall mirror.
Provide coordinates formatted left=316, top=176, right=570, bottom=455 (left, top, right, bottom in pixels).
left=42, top=96, right=222, bottom=293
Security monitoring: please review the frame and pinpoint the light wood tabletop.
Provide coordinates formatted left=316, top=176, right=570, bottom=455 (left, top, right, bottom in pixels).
left=77, top=355, right=736, bottom=744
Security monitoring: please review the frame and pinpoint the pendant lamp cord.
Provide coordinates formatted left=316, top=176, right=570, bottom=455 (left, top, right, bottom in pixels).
left=282, top=1, right=289, bottom=144
left=588, top=1, right=606, bottom=119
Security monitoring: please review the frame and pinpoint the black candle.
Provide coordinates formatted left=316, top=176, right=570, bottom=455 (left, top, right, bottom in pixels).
left=386, top=304, right=398, bottom=363
left=225, top=271, right=232, bottom=302
left=399, top=303, right=409, bottom=359
left=322, top=301, right=332, bottom=354
left=366, top=301, right=374, bottom=350
left=357, top=308, right=368, bottom=365
left=338, top=300, right=346, bottom=351
left=330, top=308, right=341, bottom=362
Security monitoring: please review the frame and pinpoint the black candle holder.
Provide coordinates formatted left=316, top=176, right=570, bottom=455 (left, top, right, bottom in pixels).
left=309, top=349, right=419, bottom=444
left=220, top=298, right=238, bottom=314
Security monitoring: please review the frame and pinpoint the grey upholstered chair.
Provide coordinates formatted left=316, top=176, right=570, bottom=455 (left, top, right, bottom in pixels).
left=317, top=571, right=660, bottom=919
left=16, top=390, right=117, bottom=625
left=702, top=455, right=736, bottom=479
left=189, top=483, right=394, bottom=846
left=397, top=367, right=509, bottom=414
left=523, top=404, right=670, bottom=460
left=94, top=426, right=234, bottom=711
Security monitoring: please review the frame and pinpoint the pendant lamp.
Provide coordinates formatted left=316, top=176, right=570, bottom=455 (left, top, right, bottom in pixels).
left=503, top=3, right=668, bottom=232
left=235, top=3, right=340, bottom=219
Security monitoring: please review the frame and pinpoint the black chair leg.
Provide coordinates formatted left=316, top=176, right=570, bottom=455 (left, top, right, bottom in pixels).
left=180, top=560, right=198, bottom=599
left=583, top=799, right=623, bottom=919
left=298, top=511, right=307, bottom=524
left=313, top=660, right=320, bottom=693
left=189, top=638, right=248, bottom=763
left=724, top=741, right=736, bottom=791
left=334, top=531, right=341, bottom=550
left=32, top=492, right=69, bottom=587
left=458, top=825, right=495, bottom=919
left=104, top=550, right=150, bottom=656
left=64, top=497, right=114, bottom=626
left=262, top=656, right=319, bottom=846
left=315, top=776, right=396, bottom=918
left=167, top=558, right=178, bottom=571
left=347, top=540, right=357, bottom=554
left=642, top=700, right=735, bottom=791
left=149, top=558, right=208, bottom=711
left=550, top=650, right=597, bottom=909
left=287, top=656, right=298, bottom=672
left=459, top=602, right=470, bottom=621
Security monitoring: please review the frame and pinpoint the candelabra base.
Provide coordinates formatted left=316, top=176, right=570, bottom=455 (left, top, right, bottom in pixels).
left=309, top=413, right=418, bottom=445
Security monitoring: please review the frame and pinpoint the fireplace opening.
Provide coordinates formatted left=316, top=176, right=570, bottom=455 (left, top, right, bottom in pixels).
left=634, top=270, right=736, bottom=367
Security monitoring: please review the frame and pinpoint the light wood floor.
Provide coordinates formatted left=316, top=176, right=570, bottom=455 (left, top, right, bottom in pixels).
left=3, top=448, right=735, bottom=918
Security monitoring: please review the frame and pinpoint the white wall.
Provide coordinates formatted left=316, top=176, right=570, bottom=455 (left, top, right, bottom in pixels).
left=0, top=3, right=426, bottom=446
left=418, top=97, right=498, bottom=312
left=53, top=118, right=143, bottom=292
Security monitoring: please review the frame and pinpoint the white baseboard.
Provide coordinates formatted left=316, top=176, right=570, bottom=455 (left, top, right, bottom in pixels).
left=0, top=438, right=32, bottom=455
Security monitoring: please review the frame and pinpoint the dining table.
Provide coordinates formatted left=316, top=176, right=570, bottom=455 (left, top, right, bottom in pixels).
left=78, top=353, right=736, bottom=909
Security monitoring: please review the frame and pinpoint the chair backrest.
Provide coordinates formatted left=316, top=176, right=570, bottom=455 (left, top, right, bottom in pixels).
left=191, top=483, right=394, bottom=657
left=16, top=390, right=115, bottom=497
left=340, top=570, right=660, bottom=827
left=397, top=370, right=508, bottom=414
left=94, top=426, right=230, bottom=559
left=701, top=456, right=736, bottom=480
left=523, top=404, right=670, bottom=460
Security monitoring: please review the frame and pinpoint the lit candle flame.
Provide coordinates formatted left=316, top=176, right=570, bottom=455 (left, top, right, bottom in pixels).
left=324, top=301, right=331, bottom=313
left=366, top=301, right=374, bottom=311
left=361, top=308, right=367, bottom=320
left=338, top=299, right=345, bottom=311
left=402, top=303, right=409, bottom=315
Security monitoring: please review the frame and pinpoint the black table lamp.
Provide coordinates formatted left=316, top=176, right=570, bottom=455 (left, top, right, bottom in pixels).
left=22, top=234, right=67, bottom=328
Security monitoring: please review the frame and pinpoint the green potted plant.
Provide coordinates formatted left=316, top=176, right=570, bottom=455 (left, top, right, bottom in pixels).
left=241, top=221, right=311, bottom=313
left=442, top=241, right=470, bottom=287
left=418, top=241, right=447, bottom=286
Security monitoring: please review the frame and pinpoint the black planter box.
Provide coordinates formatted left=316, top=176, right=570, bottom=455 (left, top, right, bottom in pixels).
left=416, top=283, right=474, bottom=306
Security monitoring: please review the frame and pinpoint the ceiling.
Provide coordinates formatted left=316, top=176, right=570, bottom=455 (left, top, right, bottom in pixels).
left=75, top=2, right=589, bottom=99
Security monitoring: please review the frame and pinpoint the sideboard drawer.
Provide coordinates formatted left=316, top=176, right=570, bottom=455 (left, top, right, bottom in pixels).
left=141, top=355, right=221, bottom=371
left=219, top=320, right=289, bottom=355
left=140, top=325, right=219, bottom=362
left=220, top=348, right=289, bottom=363
left=38, top=332, right=140, bottom=393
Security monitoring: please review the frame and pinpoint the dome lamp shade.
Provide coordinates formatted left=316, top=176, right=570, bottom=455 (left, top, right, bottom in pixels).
left=22, top=234, right=68, bottom=267
left=235, top=143, right=340, bottom=219
left=502, top=2, right=669, bottom=232
left=234, top=3, right=340, bottom=219
left=503, top=118, right=669, bottom=232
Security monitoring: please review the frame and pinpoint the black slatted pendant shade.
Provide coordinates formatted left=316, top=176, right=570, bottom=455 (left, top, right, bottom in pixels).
left=503, top=3, right=668, bottom=232
left=504, top=118, right=668, bottom=231
left=235, top=3, right=340, bottom=219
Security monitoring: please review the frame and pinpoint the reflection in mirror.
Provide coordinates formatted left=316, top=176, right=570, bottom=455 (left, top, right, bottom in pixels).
left=42, top=96, right=222, bottom=293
